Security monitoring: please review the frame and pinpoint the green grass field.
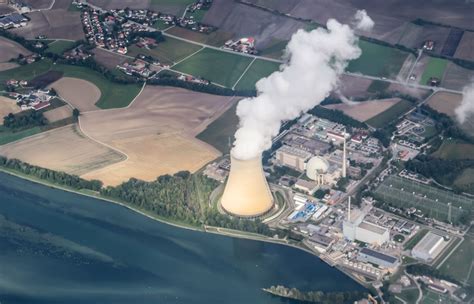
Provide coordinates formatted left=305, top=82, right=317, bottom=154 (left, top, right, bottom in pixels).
left=185, top=8, right=208, bottom=23
left=421, top=290, right=457, bottom=304
left=375, top=175, right=473, bottom=224
left=454, top=168, right=474, bottom=194
left=432, top=139, right=474, bottom=160
left=438, top=228, right=474, bottom=286
left=0, top=126, right=42, bottom=145
left=46, top=40, right=77, bottom=55
left=150, top=0, right=195, bottom=15
left=196, top=102, right=238, bottom=154
left=128, top=37, right=202, bottom=65
left=234, top=59, right=280, bottom=91
left=0, top=60, right=53, bottom=89
left=347, top=40, right=409, bottom=78
left=419, top=57, right=448, bottom=85
left=365, top=99, right=414, bottom=128
left=173, top=48, right=254, bottom=87
left=367, top=80, right=391, bottom=93
left=259, top=39, right=288, bottom=59
left=398, top=288, right=419, bottom=303
left=404, top=229, right=428, bottom=250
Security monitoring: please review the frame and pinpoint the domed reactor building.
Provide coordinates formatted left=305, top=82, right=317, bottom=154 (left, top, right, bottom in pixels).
left=220, top=155, right=274, bottom=218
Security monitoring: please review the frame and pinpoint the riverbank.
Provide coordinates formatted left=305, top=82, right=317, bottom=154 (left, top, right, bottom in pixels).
left=0, top=167, right=369, bottom=290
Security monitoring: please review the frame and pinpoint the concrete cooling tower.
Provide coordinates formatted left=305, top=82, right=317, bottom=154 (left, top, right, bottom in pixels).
left=220, top=155, right=274, bottom=218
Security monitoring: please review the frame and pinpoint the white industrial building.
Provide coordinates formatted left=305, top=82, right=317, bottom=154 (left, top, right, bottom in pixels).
left=343, top=200, right=390, bottom=245
left=357, top=248, right=399, bottom=268
left=411, top=232, right=448, bottom=262
left=275, top=145, right=312, bottom=171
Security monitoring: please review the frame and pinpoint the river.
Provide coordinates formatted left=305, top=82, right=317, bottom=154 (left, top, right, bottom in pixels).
left=0, top=172, right=364, bottom=303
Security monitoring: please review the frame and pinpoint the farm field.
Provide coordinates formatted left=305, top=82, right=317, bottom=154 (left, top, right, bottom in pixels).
left=432, top=139, right=474, bottom=160
left=0, top=62, right=19, bottom=72
left=454, top=31, right=474, bottom=61
left=426, top=91, right=462, bottom=117
left=453, top=168, right=474, bottom=194
left=78, top=86, right=235, bottom=185
left=346, top=40, right=409, bottom=78
left=150, top=0, right=195, bottom=15
left=0, top=59, right=54, bottom=89
left=397, top=288, right=419, bottom=303
left=374, top=175, right=473, bottom=224
left=173, top=48, right=254, bottom=87
left=0, top=97, right=21, bottom=123
left=365, top=99, right=413, bottom=128
left=0, top=37, right=31, bottom=62
left=259, top=39, right=288, bottom=59
left=234, top=59, right=280, bottom=91
left=421, top=290, right=457, bottom=304
left=46, top=40, right=76, bottom=55
left=442, top=62, right=474, bottom=91
left=0, top=126, right=42, bottom=145
left=50, top=77, right=101, bottom=112
left=419, top=57, right=448, bottom=85
left=325, top=98, right=400, bottom=123
left=196, top=102, right=239, bottom=154
left=92, top=48, right=127, bottom=69
left=165, top=27, right=234, bottom=47
left=43, top=105, right=72, bottom=123
left=0, top=124, right=125, bottom=176
left=128, top=37, right=202, bottom=65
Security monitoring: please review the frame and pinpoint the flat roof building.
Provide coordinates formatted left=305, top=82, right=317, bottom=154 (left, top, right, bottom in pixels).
left=411, top=232, right=448, bottom=262
left=275, top=145, right=312, bottom=171
left=357, top=247, right=399, bottom=268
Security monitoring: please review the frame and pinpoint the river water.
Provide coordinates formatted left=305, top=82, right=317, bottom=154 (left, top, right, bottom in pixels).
left=0, top=172, right=364, bottom=303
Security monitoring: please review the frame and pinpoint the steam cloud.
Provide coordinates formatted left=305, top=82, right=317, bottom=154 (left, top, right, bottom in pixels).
left=455, top=83, right=474, bottom=124
left=354, top=9, right=375, bottom=31
left=232, top=16, right=367, bottom=160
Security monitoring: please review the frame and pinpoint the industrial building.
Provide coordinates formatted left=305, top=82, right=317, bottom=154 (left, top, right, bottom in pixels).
left=275, top=145, right=312, bottom=171
left=220, top=156, right=273, bottom=218
left=343, top=200, right=390, bottom=245
left=357, top=248, right=399, bottom=268
left=411, top=232, right=448, bottom=262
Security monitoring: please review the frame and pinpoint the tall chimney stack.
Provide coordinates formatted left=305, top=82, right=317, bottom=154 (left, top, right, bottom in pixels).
left=220, top=155, right=274, bottom=218
left=342, top=131, right=347, bottom=178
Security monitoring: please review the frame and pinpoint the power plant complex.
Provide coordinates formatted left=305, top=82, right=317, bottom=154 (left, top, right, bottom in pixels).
left=220, top=155, right=274, bottom=218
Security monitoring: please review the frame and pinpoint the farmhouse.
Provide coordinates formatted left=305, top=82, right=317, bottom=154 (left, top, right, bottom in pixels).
left=0, top=13, right=28, bottom=29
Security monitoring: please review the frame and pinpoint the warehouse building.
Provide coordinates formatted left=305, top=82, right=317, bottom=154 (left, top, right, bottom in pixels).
left=357, top=247, right=399, bottom=268
left=411, top=232, right=448, bottom=262
left=343, top=201, right=390, bottom=245
left=275, top=145, right=312, bottom=171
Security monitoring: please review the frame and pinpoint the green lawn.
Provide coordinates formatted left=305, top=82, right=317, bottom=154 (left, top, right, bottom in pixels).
left=367, top=80, right=391, bottom=93
left=0, top=59, right=54, bottom=89
left=432, top=139, right=474, bottom=160
left=46, top=40, right=77, bottom=55
left=128, top=37, right=202, bottom=65
left=421, top=290, right=457, bottom=304
left=173, top=48, right=254, bottom=87
left=438, top=228, right=474, bottom=286
left=404, top=229, right=428, bottom=250
left=419, top=57, right=448, bottom=85
left=234, top=59, right=280, bottom=91
left=0, top=126, right=42, bottom=145
left=398, top=288, right=419, bottom=303
left=365, top=99, right=414, bottom=128
left=347, top=40, right=409, bottom=78
left=196, top=102, right=238, bottom=154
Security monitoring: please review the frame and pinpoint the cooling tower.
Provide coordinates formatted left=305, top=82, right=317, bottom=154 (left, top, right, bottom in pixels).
left=220, top=155, right=274, bottom=218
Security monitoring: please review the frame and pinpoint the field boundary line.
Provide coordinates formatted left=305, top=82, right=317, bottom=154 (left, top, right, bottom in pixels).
left=232, top=57, right=256, bottom=90
left=171, top=46, right=205, bottom=67
left=435, top=236, right=464, bottom=269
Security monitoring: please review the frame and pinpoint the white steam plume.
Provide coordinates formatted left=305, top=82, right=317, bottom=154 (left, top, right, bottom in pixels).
left=354, top=9, right=374, bottom=31
left=232, top=17, right=366, bottom=160
left=455, top=83, right=474, bottom=124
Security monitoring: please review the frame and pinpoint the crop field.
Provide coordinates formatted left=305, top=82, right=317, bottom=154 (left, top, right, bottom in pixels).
left=454, top=31, right=474, bottom=61
left=365, top=99, right=413, bottom=128
left=426, top=92, right=462, bottom=118
left=0, top=60, right=54, bottom=89
left=346, top=40, right=409, bottom=78
left=0, top=126, right=42, bottom=145
left=259, top=39, right=288, bottom=59
left=374, top=175, right=473, bottom=224
left=367, top=80, right=391, bottom=94
left=432, top=139, right=474, bottom=160
left=50, top=77, right=101, bottom=112
left=165, top=27, right=234, bottom=47
left=0, top=125, right=125, bottom=176
left=0, top=37, right=31, bottom=62
left=92, top=48, right=127, bottom=69
left=234, top=59, right=280, bottom=91
left=419, top=57, right=448, bottom=85
left=150, top=0, right=195, bottom=15
left=43, top=105, right=72, bottom=123
left=128, top=37, right=202, bottom=65
left=173, top=48, right=254, bottom=87
left=421, top=290, right=457, bottom=304
left=438, top=227, right=474, bottom=286
left=196, top=102, right=239, bottom=154
left=0, top=97, right=21, bottom=123
left=442, top=62, right=474, bottom=91
left=46, top=40, right=76, bottom=55
left=440, top=28, right=464, bottom=57
left=325, top=98, right=400, bottom=123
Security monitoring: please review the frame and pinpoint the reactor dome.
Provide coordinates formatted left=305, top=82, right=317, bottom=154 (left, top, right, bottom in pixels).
left=306, top=156, right=329, bottom=180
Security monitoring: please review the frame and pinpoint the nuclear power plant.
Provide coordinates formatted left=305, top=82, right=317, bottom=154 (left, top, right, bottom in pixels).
left=220, top=155, right=274, bottom=218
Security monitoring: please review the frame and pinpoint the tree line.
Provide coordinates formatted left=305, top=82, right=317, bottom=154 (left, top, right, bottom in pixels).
left=308, top=106, right=367, bottom=129
left=3, top=111, right=47, bottom=130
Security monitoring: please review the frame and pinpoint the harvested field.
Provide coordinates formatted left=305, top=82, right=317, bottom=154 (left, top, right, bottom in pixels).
left=0, top=37, right=31, bottom=62
left=22, top=0, right=53, bottom=9
left=50, top=77, right=101, bottom=112
left=365, top=99, right=414, bottom=128
left=454, top=31, right=474, bottom=61
left=43, top=105, right=72, bottom=123
left=78, top=86, right=235, bottom=185
left=442, top=62, right=474, bottom=91
left=92, top=48, right=127, bottom=69
left=426, top=91, right=462, bottom=117
left=440, top=28, right=464, bottom=57
left=338, top=75, right=373, bottom=99
left=0, top=124, right=125, bottom=176
left=0, top=97, right=20, bottom=124
left=0, top=62, right=19, bottom=72
left=11, top=10, right=84, bottom=40
left=325, top=98, right=400, bottom=122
